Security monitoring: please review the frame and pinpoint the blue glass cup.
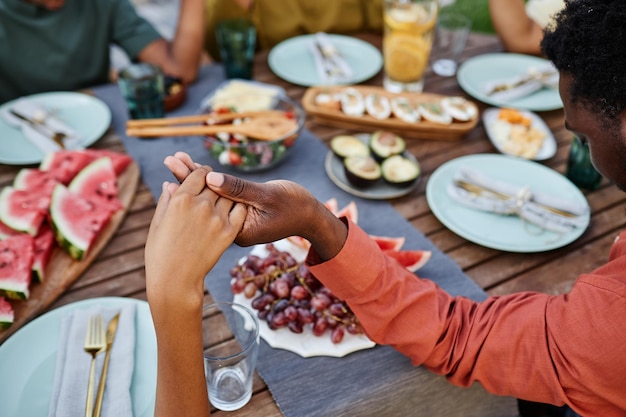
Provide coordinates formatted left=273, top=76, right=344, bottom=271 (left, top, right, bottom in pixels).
left=216, top=19, right=257, bottom=80
left=566, top=135, right=603, bottom=190
left=117, top=63, right=165, bottom=119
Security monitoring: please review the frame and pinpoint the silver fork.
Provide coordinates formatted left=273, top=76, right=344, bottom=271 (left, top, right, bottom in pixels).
left=84, top=314, right=106, bottom=417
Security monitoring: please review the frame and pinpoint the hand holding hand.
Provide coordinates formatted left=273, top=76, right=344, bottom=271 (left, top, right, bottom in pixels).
left=145, top=167, right=246, bottom=307
left=163, top=152, right=348, bottom=261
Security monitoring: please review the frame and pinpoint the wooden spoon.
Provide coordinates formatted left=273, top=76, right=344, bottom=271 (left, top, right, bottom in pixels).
left=126, top=115, right=299, bottom=141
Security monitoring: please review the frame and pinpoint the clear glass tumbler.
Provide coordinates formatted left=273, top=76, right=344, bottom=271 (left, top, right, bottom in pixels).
left=203, top=302, right=260, bottom=411
left=383, top=0, right=439, bottom=93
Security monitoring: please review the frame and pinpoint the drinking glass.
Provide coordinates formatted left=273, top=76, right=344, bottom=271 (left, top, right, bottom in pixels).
left=383, top=0, right=439, bottom=93
left=216, top=19, right=257, bottom=80
left=203, top=302, right=260, bottom=411
left=432, top=12, right=472, bottom=77
left=566, top=135, right=603, bottom=190
left=117, top=63, right=165, bottom=119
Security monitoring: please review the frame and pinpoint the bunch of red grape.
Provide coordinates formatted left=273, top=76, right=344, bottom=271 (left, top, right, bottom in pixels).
left=230, top=243, right=364, bottom=344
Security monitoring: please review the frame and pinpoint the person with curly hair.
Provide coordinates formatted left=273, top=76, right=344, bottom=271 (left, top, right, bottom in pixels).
left=146, top=1, right=625, bottom=416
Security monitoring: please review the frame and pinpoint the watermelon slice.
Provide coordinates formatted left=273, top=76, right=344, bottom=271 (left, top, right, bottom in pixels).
left=370, top=235, right=406, bottom=251
left=384, top=249, right=431, bottom=272
left=0, top=297, right=14, bottom=329
left=40, top=150, right=93, bottom=184
left=0, top=234, right=35, bottom=300
left=50, top=184, right=113, bottom=261
left=323, top=197, right=339, bottom=214
left=69, top=157, right=122, bottom=213
left=13, top=168, right=59, bottom=195
left=335, top=201, right=358, bottom=224
left=0, top=220, right=20, bottom=240
left=32, top=224, right=55, bottom=283
left=0, top=187, right=50, bottom=235
left=81, top=149, right=133, bottom=175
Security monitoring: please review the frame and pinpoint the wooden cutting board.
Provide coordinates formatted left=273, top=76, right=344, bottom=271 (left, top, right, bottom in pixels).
left=0, top=162, right=140, bottom=344
left=301, top=85, right=479, bottom=141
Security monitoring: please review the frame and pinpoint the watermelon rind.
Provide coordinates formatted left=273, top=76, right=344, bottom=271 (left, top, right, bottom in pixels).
left=0, top=235, right=34, bottom=300
left=50, top=185, right=89, bottom=260
left=0, top=187, right=46, bottom=236
left=383, top=249, right=431, bottom=272
left=50, top=184, right=112, bottom=261
left=69, top=157, right=122, bottom=213
left=0, top=297, right=14, bottom=329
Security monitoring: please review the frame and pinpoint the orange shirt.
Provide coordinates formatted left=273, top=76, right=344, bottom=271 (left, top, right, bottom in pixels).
left=307, top=221, right=626, bottom=417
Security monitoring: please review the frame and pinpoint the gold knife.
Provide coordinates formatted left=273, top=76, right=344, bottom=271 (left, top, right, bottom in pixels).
left=93, top=313, right=120, bottom=417
left=454, top=179, right=579, bottom=218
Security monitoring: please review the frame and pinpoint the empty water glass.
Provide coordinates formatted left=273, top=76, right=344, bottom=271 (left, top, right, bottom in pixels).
left=432, top=12, right=472, bottom=77
left=203, top=301, right=260, bottom=411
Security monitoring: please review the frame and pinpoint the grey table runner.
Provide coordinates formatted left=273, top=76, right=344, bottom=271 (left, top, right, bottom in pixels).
left=92, top=66, right=517, bottom=417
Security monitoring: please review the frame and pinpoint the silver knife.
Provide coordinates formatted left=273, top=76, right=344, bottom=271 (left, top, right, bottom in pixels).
left=9, top=109, right=67, bottom=148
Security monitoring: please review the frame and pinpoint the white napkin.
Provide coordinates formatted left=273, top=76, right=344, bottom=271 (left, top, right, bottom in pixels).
left=0, top=98, right=83, bottom=152
left=447, top=166, right=589, bottom=233
left=309, top=32, right=353, bottom=84
left=47, top=304, right=136, bottom=417
left=484, top=64, right=559, bottom=102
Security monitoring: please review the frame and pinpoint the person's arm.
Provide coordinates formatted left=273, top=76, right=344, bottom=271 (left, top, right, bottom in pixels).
left=138, top=0, right=206, bottom=83
left=488, top=0, right=545, bottom=55
left=145, top=168, right=246, bottom=417
left=163, top=153, right=626, bottom=414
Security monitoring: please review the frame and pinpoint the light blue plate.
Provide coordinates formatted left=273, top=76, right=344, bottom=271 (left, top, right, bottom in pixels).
left=0, top=297, right=156, bottom=417
left=457, top=53, right=563, bottom=111
left=268, top=34, right=383, bottom=87
left=0, top=92, right=112, bottom=165
left=426, top=154, right=589, bottom=252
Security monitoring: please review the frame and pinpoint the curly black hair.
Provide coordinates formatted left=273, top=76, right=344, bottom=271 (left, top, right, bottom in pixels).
left=541, top=0, right=626, bottom=121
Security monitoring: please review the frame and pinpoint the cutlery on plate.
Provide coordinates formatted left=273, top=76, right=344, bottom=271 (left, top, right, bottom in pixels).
left=484, top=66, right=558, bottom=101
left=9, top=109, right=68, bottom=149
left=454, top=179, right=578, bottom=218
left=84, top=314, right=106, bottom=417
left=311, top=33, right=353, bottom=82
left=93, top=313, right=120, bottom=417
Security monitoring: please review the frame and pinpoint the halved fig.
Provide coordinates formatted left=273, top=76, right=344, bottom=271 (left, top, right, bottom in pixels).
left=381, top=155, right=420, bottom=187
left=343, top=155, right=381, bottom=188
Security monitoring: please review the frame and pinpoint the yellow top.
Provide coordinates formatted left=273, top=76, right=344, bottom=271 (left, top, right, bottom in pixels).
left=205, top=0, right=383, bottom=60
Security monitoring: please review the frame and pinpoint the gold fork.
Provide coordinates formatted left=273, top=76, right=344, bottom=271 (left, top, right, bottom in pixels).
left=84, top=314, right=106, bottom=417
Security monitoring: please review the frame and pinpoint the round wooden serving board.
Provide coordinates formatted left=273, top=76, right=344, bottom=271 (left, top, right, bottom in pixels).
left=0, top=162, right=140, bottom=344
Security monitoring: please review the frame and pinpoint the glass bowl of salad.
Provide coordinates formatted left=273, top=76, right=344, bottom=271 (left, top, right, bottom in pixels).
left=199, top=92, right=305, bottom=172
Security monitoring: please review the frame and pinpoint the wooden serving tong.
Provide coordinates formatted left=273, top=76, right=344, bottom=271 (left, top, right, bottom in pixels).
left=125, top=110, right=298, bottom=141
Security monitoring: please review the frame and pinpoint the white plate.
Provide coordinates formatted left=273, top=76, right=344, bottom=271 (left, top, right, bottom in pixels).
left=0, top=92, right=112, bottom=165
left=0, top=297, right=156, bottom=417
left=324, top=134, right=420, bottom=200
left=268, top=34, right=383, bottom=87
left=426, top=154, right=589, bottom=252
left=482, top=107, right=557, bottom=161
left=457, top=53, right=563, bottom=111
left=198, top=79, right=287, bottom=112
left=233, top=239, right=376, bottom=358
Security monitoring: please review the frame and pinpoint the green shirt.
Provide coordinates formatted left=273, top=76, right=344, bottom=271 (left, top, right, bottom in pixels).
left=0, top=0, right=161, bottom=103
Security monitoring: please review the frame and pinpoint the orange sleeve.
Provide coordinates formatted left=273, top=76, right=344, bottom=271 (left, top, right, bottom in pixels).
left=307, top=221, right=626, bottom=416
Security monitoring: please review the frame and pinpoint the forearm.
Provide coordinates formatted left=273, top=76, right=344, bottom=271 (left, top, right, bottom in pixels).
left=489, top=0, right=544, bottom=55
left=169, top=0, right=206, bottom=82
left=152, top=301, right=209, bottom=417
left=307, top=222, right=563, bottom=405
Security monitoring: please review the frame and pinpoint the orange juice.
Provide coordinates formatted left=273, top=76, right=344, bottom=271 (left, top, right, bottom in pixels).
left=383, top=0, right=438, bottom=92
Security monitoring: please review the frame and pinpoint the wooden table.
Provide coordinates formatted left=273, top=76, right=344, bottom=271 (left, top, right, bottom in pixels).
left=1, top=32, right=624, bottom=416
